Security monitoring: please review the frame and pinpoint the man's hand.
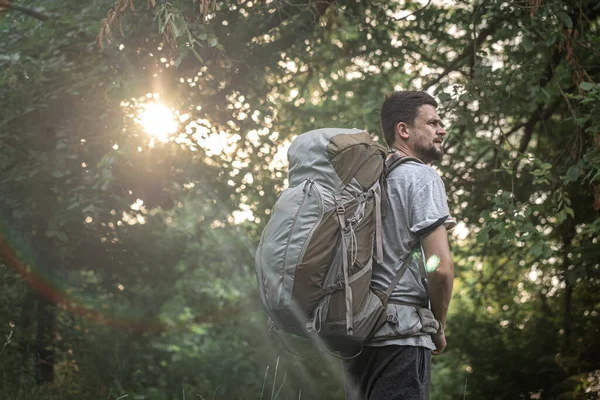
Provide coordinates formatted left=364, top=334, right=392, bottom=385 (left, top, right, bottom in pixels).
left=432, top=332, right=446, bottom=355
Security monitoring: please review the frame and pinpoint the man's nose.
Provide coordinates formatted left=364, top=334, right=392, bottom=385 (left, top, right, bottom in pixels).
left=437, top=127, right=447, bottom=136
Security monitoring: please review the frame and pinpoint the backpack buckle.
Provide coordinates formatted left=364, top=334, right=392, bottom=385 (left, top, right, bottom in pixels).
left=386, top=314, right=398, bottom=324
left=336, top=204, right=345, bottom=215
left=325, top=281, right=345, bottom=294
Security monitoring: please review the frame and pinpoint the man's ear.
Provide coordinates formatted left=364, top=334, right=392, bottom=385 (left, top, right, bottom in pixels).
left=395, top=122, right=409, bottom=140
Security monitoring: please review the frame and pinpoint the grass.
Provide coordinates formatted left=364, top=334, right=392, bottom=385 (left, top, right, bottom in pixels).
left=0, top=329, right=12, bottom=358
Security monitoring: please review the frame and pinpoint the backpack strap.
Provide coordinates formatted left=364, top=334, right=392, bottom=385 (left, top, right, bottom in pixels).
left=385, top=251, right=414, bottom=298
left=385, top=246, right=429, bottom=306
left=381, top=152, right=423, bottom=217
left=384, top=151, right=423, bottom=177
left=335, top=197, right=354, bottom=336
left=372, top=181, right=384, bottom=264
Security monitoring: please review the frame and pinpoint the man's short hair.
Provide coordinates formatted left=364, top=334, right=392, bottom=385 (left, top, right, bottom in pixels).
left=380, top=91, right=438, bottom=147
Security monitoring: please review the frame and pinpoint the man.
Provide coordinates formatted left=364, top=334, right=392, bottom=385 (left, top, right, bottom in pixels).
left=343, top=91, right=456, bottom=400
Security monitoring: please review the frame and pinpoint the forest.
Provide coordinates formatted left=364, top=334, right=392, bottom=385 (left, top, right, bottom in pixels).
left=1, top=0, right=599, bottom=399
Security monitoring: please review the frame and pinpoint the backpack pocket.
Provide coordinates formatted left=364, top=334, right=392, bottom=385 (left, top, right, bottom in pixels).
left=369, top=303, right=424, bottom=340
left=416, top=307, right=442, bottom=334
left=256, top=179, right=323, bottom=312
left=369, top=303, right=442, bottom=341
left=327, top=258, right=375, bottom=321
left=312, top=259, right=388, bottom=350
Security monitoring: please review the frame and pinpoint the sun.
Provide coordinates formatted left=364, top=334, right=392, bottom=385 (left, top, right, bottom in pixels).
left=138, top=103, right=177, bottom=142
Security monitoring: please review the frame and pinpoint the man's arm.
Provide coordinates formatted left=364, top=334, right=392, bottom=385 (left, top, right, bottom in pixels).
left=420, top=224, right=454, bottom=354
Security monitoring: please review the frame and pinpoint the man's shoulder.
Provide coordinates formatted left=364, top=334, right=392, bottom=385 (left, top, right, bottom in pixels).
left=389, top=160, right=442, bottom=182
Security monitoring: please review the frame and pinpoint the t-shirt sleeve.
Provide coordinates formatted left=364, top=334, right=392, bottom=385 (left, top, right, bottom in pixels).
left=409, top=173, right=456, bottom=237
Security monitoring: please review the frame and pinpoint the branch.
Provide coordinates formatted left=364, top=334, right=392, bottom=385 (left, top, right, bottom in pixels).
left=516, top=49, right=564, bottom=154
left=391, top=0, right=432, bottom=22
left=218, top=1, right=304, bottom=50
left=404, top=43, right=452, bottom=68
left=198, top=0, right=335, bottom=116
left=516, top=99, right=561, bottom=153
left=465, top=97, right=562, bottom=173
left=0, top=1, right=48, bottom=21
left=423, top=18, right=501, bottom=90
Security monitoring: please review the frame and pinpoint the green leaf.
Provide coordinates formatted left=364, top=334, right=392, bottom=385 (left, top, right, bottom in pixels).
left=565, top=164, right=581, bottom=182
left=56, top=231, right=69, bottom=243
left=437, top=92, right=451, bottom=102
left=557, top=12, right=573, bottom=29
left=579, top=82, right=594, bottom=91
left=190, top=324, right=207, bottom=335
left=477, top=230, right=489, bottom=244
left=208, top=37, right=218, bottom=47
left=540, top=88, right=551, bottom=100
left=164, top=13, right=174, bottom=32
left=557, top=209, right=568, bottom=224
left=530, top=243, right=543, bottom=257
left=171, top=15, right=187, bottom=39
left=190, top=47, right=203, bottom=62
left=174, top=51, right=186, bottom=67
left=544, top=35, right=557, bottom=47
left=565, top=206, right=575, bottom=218
left=522, top=36, right=534, bottom=52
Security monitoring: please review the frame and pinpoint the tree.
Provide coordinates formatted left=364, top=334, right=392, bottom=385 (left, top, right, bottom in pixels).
left=1, top=0, right=599, bottom=398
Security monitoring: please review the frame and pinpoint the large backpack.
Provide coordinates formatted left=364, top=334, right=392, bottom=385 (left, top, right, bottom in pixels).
left=255, top=128, right=416, bottom=351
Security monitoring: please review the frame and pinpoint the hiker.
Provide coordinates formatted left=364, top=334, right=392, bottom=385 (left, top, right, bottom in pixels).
left=342, top=91, right=456, bottom=400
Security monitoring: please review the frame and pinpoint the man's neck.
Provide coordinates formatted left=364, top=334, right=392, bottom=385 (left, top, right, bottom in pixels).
left=393, top=144, right=419, bottom=161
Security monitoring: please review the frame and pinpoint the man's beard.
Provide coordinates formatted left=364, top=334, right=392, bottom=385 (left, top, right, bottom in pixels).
left=415, top=141, right=444, bottom=164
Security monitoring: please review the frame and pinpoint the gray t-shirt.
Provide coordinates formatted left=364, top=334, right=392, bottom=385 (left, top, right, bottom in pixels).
left=368, top=160, right=455, bottom=349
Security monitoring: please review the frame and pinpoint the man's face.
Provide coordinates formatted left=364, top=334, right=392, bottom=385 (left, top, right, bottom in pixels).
left=405, top=104, right=447, bottom=164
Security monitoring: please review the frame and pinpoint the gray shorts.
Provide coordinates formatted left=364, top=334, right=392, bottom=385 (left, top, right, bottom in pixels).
left=342, top=345, right=431, bottom=400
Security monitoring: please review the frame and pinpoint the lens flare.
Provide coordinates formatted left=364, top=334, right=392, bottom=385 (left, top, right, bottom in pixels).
left=425, top=255, right=441, bottom=272
left=0, top=221, right=247, bottom=334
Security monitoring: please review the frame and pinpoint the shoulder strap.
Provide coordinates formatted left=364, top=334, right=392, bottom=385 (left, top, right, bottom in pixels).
left=384, top=151, right=423, bottom=177
left=381, top=152, right=423, bottom=217
left=381, top=155, right=430, bottom=305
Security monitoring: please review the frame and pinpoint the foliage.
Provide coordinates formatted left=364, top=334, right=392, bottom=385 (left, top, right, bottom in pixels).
left=1, top=0, right=599, bottom=399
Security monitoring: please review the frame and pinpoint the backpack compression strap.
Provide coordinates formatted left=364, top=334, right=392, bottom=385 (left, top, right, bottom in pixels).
left=372, top=181, right=383, bottom=264
left=385, top=247, right=428, bottom=299
left=335, top=198, right=354, bottom=336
